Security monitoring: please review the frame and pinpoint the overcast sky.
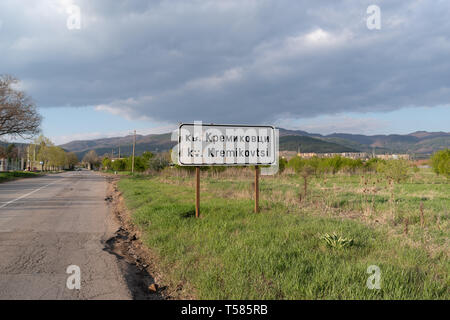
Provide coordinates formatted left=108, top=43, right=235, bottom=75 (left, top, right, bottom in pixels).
left=1, top=0, right=449, bottom=144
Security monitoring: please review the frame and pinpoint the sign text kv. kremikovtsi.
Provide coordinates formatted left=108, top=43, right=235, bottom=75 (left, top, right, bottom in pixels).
left=178, top=123, right=277, bottom=166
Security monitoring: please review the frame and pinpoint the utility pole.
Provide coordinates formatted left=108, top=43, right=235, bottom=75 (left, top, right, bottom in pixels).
left=131, top=130, right=136, bottom=174
left=118, top=142, right=121, bottom=158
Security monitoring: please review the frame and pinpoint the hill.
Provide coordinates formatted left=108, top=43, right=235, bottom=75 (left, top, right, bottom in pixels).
left=58, top=128, right=449, bottom=159
left=279, top=135, right=357, bottom=153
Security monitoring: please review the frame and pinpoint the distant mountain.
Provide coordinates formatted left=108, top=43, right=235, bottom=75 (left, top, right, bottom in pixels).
left=278, top=129, right=449, bottom=154
left=325, top=132, right=449, bottom=154
left=58, top=129, right=450, bottom=159
left=60, top=133, right=174, bottom=159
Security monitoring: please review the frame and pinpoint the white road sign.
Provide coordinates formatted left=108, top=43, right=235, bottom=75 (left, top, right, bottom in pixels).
left=177, top=123, right=277, bottom=166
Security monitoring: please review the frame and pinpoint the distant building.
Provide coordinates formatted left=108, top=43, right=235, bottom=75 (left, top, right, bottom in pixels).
left=0, top=158, right=26, bottom=171
left=298, top=152, right=317, bottom=158
left=279, top=151, right=411, bottom=161
left=296, top=152, right=369, bottom=159
left=376, top=154, right=410, bottom=160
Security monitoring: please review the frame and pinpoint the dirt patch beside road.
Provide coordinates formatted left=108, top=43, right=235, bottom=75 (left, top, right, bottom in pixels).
left=104, top=175, right=190, bottom=300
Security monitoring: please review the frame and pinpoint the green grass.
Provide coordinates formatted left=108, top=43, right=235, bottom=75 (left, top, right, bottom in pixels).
left=0, top=171, right=42, bottom=183
left=117, top=169, right=449, bottom=299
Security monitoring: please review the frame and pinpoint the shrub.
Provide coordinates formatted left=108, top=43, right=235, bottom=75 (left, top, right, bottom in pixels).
left=287, top=156, right=305, bottom=173
left=112, top=158, right=127, bottom=171
left=364, top=158, right=385, bottom=171
left=278, top=157, right=288, bottom=173
left=148, top=156, right=169, bottom=172
left=377, top=159, right=410, bottom=183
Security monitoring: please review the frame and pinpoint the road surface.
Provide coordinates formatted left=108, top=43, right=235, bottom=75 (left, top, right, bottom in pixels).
left=0, top=170, right=133, bottom=299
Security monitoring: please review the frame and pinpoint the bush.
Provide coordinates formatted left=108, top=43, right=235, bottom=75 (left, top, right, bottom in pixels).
left=112, top=159, right=127, bottom=171
left=278, top=157, right=288, bottom=173
left=148, top=156, right=169, bottom=172
left=287, top=156, right=306, bottom=173
left=133, top=156, right=149, bottom=172
left=327, top=156, right=344, bottom=174
left=376, top=159, right=410, bottom=183
left=364, top=158, right=385, bottom=171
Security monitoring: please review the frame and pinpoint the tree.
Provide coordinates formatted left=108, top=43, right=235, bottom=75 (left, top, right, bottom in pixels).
left=35, top=135, right=54, bottom=171
left=102, top=157, right=112, bottom=171
left=300, top=165, right=315, bottom=199
left=148, top=155, right=169, bottom=172
left=431, top=149, right=450, bottom=178
left=48, top=147, right=67, bottom=171
left=66, top=152, right=79, bottom=169
left=112, top=158, right=127, bottom=171
left=0, top=75, right=41, bottom=138
left=142, top=151, right=154, bottom=161
left=83, top=150, right=99, bottom=170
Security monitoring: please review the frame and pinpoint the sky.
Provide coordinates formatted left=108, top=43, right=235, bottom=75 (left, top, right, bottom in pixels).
left=1, top=0, right=449, bottom=145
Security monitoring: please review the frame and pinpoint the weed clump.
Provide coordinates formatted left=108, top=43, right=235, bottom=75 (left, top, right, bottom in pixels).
left=320, top=232, right=354, bottom=249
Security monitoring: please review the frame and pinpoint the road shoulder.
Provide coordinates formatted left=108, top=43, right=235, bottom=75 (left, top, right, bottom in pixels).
left=105, top=175, right=187, bottom=299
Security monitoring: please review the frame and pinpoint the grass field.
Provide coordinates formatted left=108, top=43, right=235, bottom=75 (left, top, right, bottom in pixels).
left=117, top=167, right=449, bottom=299
left=0, top=171, right=42, bottom=183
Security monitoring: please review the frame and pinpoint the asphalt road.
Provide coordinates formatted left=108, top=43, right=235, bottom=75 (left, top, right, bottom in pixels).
left=0, top=170, right=133, bottom=299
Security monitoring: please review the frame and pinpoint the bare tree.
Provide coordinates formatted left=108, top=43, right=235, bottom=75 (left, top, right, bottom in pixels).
left=83, top=150, right=99, bottom=170
left=0, top=75, right=41, bottom=138
left=66, top=152, right=79, bottom=169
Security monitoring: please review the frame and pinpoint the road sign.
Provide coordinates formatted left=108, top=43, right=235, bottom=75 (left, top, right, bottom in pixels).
left=178, top=123, right=277, bottom=166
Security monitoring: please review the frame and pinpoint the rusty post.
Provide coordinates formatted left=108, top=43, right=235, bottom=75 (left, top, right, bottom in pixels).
left=196, top=167, right=200, bottom=218
left=255, top=165, right=260, bottom=213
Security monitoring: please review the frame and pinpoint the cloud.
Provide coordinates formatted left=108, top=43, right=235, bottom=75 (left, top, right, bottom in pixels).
left=277, top=116, right=389, bottom=135
left=1, top=0, right=450, bottom=126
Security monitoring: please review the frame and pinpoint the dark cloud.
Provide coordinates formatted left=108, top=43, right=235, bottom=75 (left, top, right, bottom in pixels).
left=1, top=0, right=449, bottom=124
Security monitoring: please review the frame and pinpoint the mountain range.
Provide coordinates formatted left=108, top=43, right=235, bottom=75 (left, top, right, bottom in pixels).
left=58, top=128, right=449, bottom=160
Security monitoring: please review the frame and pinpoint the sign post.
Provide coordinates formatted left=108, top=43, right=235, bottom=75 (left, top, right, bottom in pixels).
left=196, top=166, right=200, bottom=218
left=255, top=165, right=260, bottom=213
left=176, top=123, right=277, bottom=218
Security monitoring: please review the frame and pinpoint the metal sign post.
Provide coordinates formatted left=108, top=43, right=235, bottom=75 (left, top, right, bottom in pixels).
left=255, top=165, right=260, bottom=213
left=196, top=167, right=200, bottom=218
left=177, top=123, right=277, bottom=218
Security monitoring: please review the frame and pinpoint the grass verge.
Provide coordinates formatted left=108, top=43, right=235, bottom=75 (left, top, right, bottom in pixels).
left=0, top=171, right=42, bottom=184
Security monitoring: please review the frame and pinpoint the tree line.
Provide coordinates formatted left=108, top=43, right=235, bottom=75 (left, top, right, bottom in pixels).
left=82, top=150, right=170, bottom=172
left=29, top=135, right=78, bottom=171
